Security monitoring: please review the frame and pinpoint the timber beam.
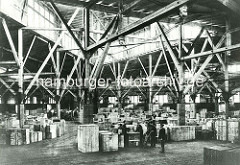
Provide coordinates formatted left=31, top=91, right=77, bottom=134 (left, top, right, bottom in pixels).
left=181, top=43, right=240, bottom=60
left=86, top=0, right=192, bottom=52
left=49, top=0, right=86, bottom=58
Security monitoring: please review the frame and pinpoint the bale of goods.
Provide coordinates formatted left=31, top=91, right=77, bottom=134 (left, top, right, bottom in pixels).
left=61, top=120, right=66, bottom=133
left=55, top=122, right=63, bottom=137
left=37, top=131, right=43, bottom=141
left=40, top=126, right=45, bottom=140
left=15, top=130, right=23, bottom=145
left=6, top=129, right=24, bottom=145
left=228, top=120, right=239, bottom=142
left=167, top=119, right=178, bottom=126
left=5, top=118, right=20, bottom=128
left=118, top=135, right=124, bottom=148
left=169, top=126, right=195, bottom=141
left=30, top=131, right=37, bottom=143
left=0, top=128, right=6, bottom=145
left=21, top=128, right=30, bottom=144
left=99, top=132, right=118, bottom=152
left=34, top=125, right=41, bottom=131
left=78, top=124, right=99, bottom=153
left=98, top=122, right=111, bottom=131
left=46, top=132, right=52, bottom=139
left=50, top=124, right=57, bottom=138
left=215, top=120, right=227, bottom=141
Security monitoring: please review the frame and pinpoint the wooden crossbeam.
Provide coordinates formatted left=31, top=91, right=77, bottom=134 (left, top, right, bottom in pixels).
left=86, top=0, right=192, bottom=51
left=0, top=78, right=16, bottom=95
left=50, top=0, right=86, bottom=58
left=24, top=8, right=80, bottom=96
left=181, top=43, right=240, bottom=60
left=1, top=18, right=20, bottom=67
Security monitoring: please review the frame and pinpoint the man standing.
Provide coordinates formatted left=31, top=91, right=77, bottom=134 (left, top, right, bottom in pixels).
left=159, top=124, right=166, bottom=153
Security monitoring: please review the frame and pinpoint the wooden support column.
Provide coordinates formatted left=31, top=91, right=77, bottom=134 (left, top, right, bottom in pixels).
left=83, top=7, right=93, bottom=124
left=224, top=19, right=231, bottom=119
left=117, top=63, right=122, bottom=114
left=177, top=24, right=185, bottom=125
left=18, top=29, right=24, bottom=128
left=149, top=54, right=153, bottom=114
left=56, top=50, right=61, bottom=119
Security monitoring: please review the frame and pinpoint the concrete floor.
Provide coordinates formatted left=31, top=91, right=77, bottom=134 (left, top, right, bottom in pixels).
left=0, top=122, right=234, bottom=165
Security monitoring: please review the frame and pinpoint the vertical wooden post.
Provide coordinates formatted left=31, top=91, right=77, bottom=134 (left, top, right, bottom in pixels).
left=56, top=50, right=61, bottom=119
left=149, top=54, right=153, bottom=114
left=225, top=19, right=231, bottom=141
left=18, top=29, right=24, bottom=128
left=83, top=7, right=92, bottom=123
left=117, top=62, right=122, bottom=114
left=177, top=24, right=185, bottom=125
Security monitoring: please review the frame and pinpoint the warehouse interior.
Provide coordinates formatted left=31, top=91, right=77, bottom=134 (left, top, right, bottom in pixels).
left=1, top=0, right=240, bottom=164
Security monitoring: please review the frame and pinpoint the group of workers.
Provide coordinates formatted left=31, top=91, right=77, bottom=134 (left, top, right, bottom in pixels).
left=119, top=120, right=166, bottom=153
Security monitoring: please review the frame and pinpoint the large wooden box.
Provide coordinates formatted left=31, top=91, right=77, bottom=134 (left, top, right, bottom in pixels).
left=204, top=146, right=232, bottom=165
left=99, top=132, right=118, bottom=152
left=169, top=126, right=195, bottom=141
left=215, top=120, right=227, bottom=141
left=78, top=124, right=99, bottom=153
left=223, top=148, right=240, bottom=165
left=228, top=121, right=239, bottom=142
left=50, top=124, right=57, bottom=138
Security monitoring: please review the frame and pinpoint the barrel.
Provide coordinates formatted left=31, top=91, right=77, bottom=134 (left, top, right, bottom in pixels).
left=77, top=124, right=99, bottom=153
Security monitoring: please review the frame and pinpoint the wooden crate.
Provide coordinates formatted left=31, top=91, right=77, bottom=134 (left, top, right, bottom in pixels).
left=228, top=121, right=239, bottom=142
left=118, top=135, right=124, bottom=148
left=77, top=124, right=99, bottom=153
left=0, top=128, right=6, bottom=145
left=37, top=131, right=42, bottom=141
left=99, top=132, right=118, bottom=152
left=50, top=124, right=57, bottom=138
left=215, top=120, right=227, bottom=141
left=204, top=146, right=231, bottom=165
left=169, top=126, right=195, bottom=141
left=21, top=128, right=30, bottom=144
left=30, top=131, right=37, bottom=143
left=223, top=148, right=240, bottom=165
left=204, top=146, right=240, bottom=165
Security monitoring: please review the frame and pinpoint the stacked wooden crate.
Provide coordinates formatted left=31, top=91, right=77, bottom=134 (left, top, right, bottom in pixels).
left=78, top=124, right=99, bottom=153
left=227, top=120, right=239, bottom=142
left=99, top=131, right=118, bottom=152
left=215, top=120, right=227, bottom=141
left=169, top=126, right=195, bottom=141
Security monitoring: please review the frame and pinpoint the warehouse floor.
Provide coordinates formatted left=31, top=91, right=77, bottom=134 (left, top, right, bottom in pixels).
left=0, top=122, right=235, bottom=165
